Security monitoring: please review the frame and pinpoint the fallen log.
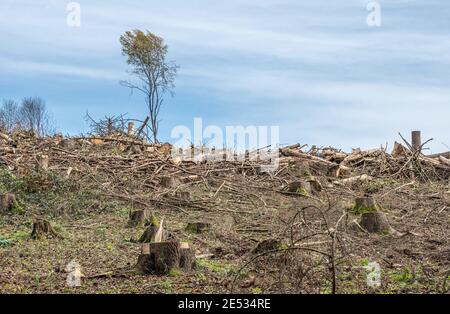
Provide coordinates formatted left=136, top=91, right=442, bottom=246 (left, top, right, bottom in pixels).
left=428, top=151, right=450, bottom=159
left=0, top=132, right=13, bottom=142
left=333, top=174, right=373, bottom=186
left=439, top=156, right=450, bottom=166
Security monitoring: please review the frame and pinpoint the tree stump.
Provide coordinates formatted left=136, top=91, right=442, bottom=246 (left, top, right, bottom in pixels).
left=136, top=242, right=181, bottom=275
left=252, top=238, right=282, bottom=254
left=127, top=210, right=149, bottom=228
left=284, top=180, right=311, bottom=196
left=38, top=155, right=49, bottom=172
left=31, top=218, right=60, bottom=239
left=411, top=130, right=422, bottom=152
left=0, top=193, right=16, bottom=211
left=179, top=242, right=196, bottom=272
left=353, top=196, right=378, bottom=214
left=160, top=176, right=181, bottom=188
left=185, top=222, right=211, bottom=234
left=360, top=211, right=391, bottom=234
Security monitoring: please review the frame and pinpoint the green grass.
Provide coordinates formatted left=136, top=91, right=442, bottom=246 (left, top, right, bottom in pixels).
left=0, top=230, right=29, bottom=247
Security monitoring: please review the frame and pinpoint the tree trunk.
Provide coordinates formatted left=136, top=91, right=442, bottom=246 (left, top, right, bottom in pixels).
left=411, top=131, right=422, bottom=152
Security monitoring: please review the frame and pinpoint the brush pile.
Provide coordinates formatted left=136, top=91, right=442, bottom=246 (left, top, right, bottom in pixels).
left=1, top=129, right=449, bottom=293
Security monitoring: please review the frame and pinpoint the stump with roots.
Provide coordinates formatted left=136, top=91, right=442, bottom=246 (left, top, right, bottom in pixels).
left=136, top=242, right=196, bottom=275
left=0, top=193, right=16, bottom=211
left=128, top=210, right=149, bottom=228
left=31, top=218, right=60, bottom=239
left=360, top=211, right=391, bottom=234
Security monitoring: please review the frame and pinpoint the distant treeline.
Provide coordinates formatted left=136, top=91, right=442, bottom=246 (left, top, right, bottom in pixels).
left=0, top=97, right=55, bottom=137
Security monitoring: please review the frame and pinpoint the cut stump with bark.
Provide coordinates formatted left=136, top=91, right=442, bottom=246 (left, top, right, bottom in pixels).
left=0, top=193, right=16, bottom=211
left=31, top=218, right=60, bottom=239
left=360, top=211, right=391, bottom=234
left=136, top=241, right=194, bottom=275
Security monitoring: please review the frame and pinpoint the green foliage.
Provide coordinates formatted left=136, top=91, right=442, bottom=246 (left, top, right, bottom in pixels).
left=320, top=281, right=333, bottom=294
left=11, top=199, right=25, bottom=215
left=0, top=230, right=29, bottom=247
left=168, top=268, right=183, bottom=277
left=150, top=214, right=160, bottom=228
left=392, top=267, right=415, bottom=284
left=295, top=187, right=309, bottom=196
left=197, top=259, right=235, bottom=276
left=159, top=279, right=173, bottom=293
left=0, top=167, right=25, bottom=192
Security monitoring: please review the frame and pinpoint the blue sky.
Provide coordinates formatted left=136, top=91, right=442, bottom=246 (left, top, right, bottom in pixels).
left=0, top=0, right=449, bottom=152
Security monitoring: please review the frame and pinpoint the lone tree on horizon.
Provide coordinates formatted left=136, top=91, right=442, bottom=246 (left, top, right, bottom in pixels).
left=119, top=30, right=178, bottom=143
